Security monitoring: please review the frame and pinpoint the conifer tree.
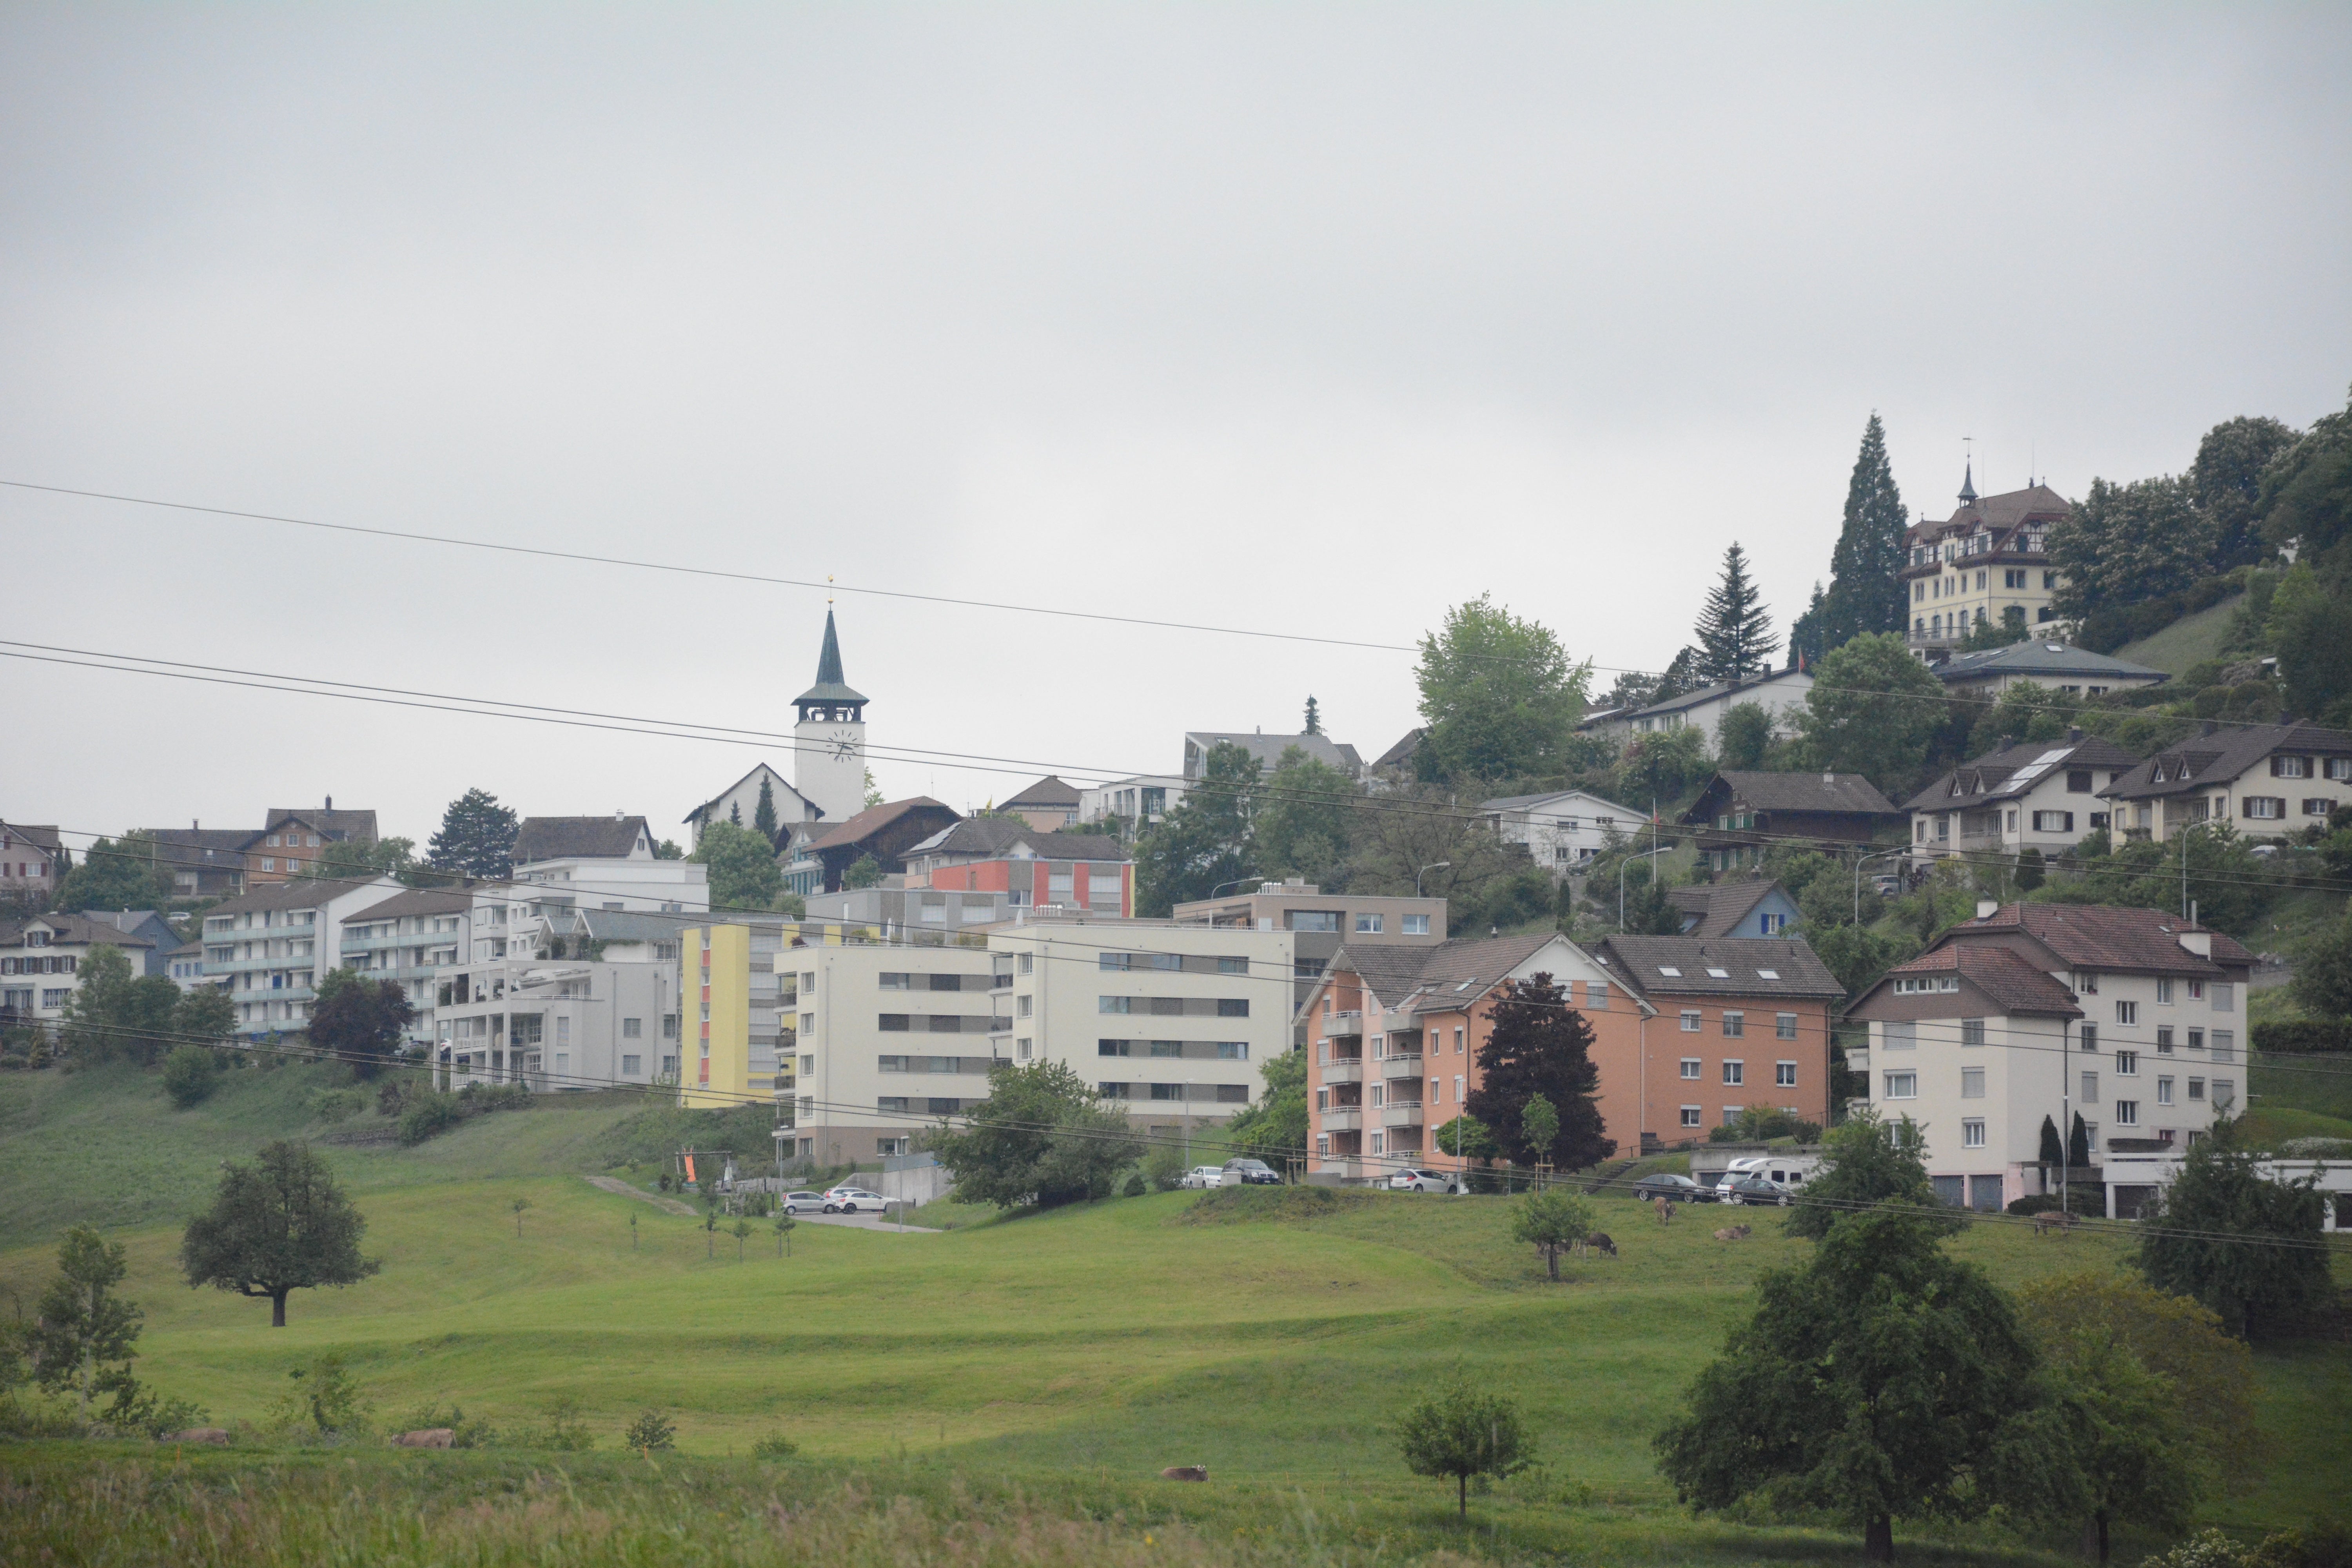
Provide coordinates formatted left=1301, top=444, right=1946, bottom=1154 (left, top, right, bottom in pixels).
left=754, top=775, right=779, bottom=842
left=1785, top=581, right=1829, bottom=670
left=425, top=788, right=518, bottom=880
left=1821, top=414, right=1911, bottom=648
left=1693, top=543, right=1779, bottom=682
left=1303, top=695, right=1322, bottom=735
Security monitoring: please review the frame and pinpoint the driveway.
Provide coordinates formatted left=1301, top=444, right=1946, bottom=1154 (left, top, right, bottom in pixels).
left=794, top=1208, right=940, bottom=1233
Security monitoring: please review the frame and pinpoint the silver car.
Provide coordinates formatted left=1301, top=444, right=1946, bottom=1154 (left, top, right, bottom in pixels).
left=1388, top=1169, right=1462, bottom=1194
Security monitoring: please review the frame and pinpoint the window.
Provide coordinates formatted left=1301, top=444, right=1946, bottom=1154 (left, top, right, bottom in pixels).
left=1018, top=954, right=1034, bottom=975
left=1098, top=1082, right=1131, bottom=1100
left=1882, top=1020, right=1917, bottom=1050
left=620, top=1053, right=641, bottom=1075
left=1149, top=1041, right=1182, bottom=1058
left=879, top=1014, right=911, bottom=1032
left=2211, top=1030, right=2235, bottom=1062
left=1218, top=1042, right=1249, bottom=1060
left=2031, top=811, right=2074, bottom=833
left=1589, top=981, right=1608, bottom=1009
left=2189, top=1076, right=2205, bottom=1100
left=2156, top=1026, right=2174, bottom=1052
left=1017, top=995, right=1033, bottom=1018
left=2243, top=797, right=2285, bottom=820
left=1775, top=1012, right=1797, bottom=1040
left=1098, top=1040, right=1130, bottom=1057
left=1962, top=1119, right=1986, bottom=1149
left=1098, top=996, right=1131, bottom=1014
left=881, top=971, right=912, bottom=988
left=1722, top=1060, right=1744, bottom=1086
left=2079, top=973, right=2099, bottom=995
left=1354, top=913, right=1384, bottom=933
left=2212, top=983, right=2234, bottom=1013
left=2272, top=755, right=2311, bottom=779
left=2116, top=1050, right=2138, bottom=1076
left=2115, top=1001, right=2137, bottom=1025
left=2307, top=799, right=2335, bottom=817
left=2115, top=1100, right=2139, bottom=1127
left=1961, top=1018, right=1985, bottom=1047
left=1217, top=998, right=1249, bottom=1018
left=1892, top=976, right=1959, bottom=995
left=662, top=1014, right=679, bottom=1040
left=1884, top=1072, right=1917, bottom=1099
left=1721, top=1011, right=1745, bottom=1038
left=1775, top=1061, right=1797, bottom=1087
left=623, top=1016, right=642, bottom=1038
left=1680, top=1105, right=1702, bottom=1128
left=2156, top=978, right=2174, bottom=1004
left=1679, top=1057, right=1702, bottom=1080
left=1286, top=911, right=1341, bottom=932
left=2157, top=1076, right=2174, bottom=1105
left=2080, top=1024, right=2098, bottom=1052
left=1402, top=914, right=1430, bottom=935
left=1217, top=956, right=1247, bottom=975
left=2188, top=1027, right=2204, bottom=1050
left=2081, top=1071, right=2099, bottom=1103
left=1680, top=1010, right=1701, bottom=1033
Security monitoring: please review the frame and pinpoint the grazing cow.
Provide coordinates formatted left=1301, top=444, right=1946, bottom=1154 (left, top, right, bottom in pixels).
left=394, top=1428, right=456, bottom=1449
left=164, top=1427, right=230, bottom=1446
left=2033, top=1210, right=2078, bottom=1237
left=1160, top=1465, right=1209, bottom=1483
left=1712, top=1224, right=1752, bottom=1243
left=1654, top=1196, right=1674, bottom=1225
left=1584, top=1232, right=1617, bottom=1258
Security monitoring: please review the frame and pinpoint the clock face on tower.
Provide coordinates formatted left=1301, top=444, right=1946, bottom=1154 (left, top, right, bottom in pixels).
left=828, top=728, right=861, bottom=760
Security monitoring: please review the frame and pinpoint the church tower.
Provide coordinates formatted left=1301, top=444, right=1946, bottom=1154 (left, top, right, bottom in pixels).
left=792, top=608, right=869, bottom=824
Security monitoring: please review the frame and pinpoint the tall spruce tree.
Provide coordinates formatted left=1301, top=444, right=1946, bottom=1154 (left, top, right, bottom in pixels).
left=1693, top=543, right=1779, bottom=682
left=1784, top=581, right=1829, bottom=670
left=1303, top=695, right=1322, bottom=735
left=753, top=775, right=780, bottom=842
left=425, top=788, right=518, bottom=880
left=1821, top=414, right=1911, bottom=647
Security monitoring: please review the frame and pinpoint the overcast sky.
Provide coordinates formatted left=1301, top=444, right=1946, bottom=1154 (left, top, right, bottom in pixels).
left=4, top=5, right=2348, bottom=852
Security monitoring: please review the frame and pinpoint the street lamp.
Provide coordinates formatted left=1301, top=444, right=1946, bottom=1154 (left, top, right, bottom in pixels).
left=1416, top=861, right=1450, bottom=897
left=1207, top=877, right=1257, bottom=901
left=1853, top=847, right=1910, bottom=923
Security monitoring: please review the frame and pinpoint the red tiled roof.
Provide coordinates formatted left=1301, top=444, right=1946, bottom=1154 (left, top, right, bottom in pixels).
left=1957, top=903, right=2252, bottom=976
left=1876, top=944, right=2082, bottom=1017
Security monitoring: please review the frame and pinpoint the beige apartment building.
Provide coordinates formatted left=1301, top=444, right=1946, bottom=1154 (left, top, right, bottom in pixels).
left=1172, top=879, right=1445, bottom=1032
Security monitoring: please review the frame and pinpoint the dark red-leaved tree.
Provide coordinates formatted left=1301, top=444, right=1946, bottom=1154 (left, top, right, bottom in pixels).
left=1465, top=973, right=1614, bottom=1171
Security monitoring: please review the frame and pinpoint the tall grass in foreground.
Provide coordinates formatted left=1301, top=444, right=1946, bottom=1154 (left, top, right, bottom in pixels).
left=0, top=1459, right=1392, bottom=1568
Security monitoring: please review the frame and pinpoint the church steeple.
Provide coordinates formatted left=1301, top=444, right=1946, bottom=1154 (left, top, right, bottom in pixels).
left=793, top=608, right=868, bottom=723
left=1958, top=459, right=1978, bottom=505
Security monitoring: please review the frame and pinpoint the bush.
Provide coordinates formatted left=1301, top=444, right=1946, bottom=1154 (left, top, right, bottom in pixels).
left=750, top=1430, right=799, bottom=1460
left=1122, top=1172, right=1147, bottom=1198
left=622, top=1408, right=676, bottom=1452
left=515, top=1396, right=593, bottom=1451
left=2254, top=1019, right=2352, bottom=1054
left=397, top=1093, right=463, bottom=1145
left=2003, top=1190, right=2102, bottom=1218
left=310, top=1089, right=364, bottom=1123
left=160, top=1045, right=222, bottom=1109
left=395, top=1403, right=498, bottom=1448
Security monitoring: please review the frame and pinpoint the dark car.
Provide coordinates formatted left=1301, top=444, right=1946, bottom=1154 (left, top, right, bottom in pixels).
left=1715, top=1174, right=1795, bottom=1207
left=1630, top=1172, right=1708, bottom=1203
left=1220, top=1158, right=1282, bottom=1187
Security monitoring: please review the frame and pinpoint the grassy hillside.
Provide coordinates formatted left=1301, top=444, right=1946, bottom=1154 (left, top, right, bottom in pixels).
left=2113, top=592, right=2244, bottom=675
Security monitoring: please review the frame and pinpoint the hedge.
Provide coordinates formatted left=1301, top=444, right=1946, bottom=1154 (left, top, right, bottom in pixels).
left=2252, top=1020, right=2352, bottom=1055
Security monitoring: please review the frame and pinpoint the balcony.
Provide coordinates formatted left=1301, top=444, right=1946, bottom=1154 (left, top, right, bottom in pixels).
left=1319, top=1106, right=1363, bottom=1131
left=1326, top=1011, right=1364, bottom=1040
left=1321, top=1057, right=1362, bottom=1085
left=1381, top=1051, right=1425, bottom=1079
left=1382, top=1101, right=1425, bottom=1128
left=1846, top=1048, right=1869, bottom=1073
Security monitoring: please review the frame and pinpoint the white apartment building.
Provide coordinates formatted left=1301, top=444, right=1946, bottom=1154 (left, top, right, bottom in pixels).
left=1080, top=775, right=1189, bottom=828
left=1479, top=788, right=1646, bottom=869
left=1847, top=902, right=2254, bottom=1211
left=1904, top=733, right=2141, bottom=863
left=338, top=887, right=473, bottom=1047
left=779, top=940, right=1004, bottom=1167
left=436, top=958, right=679, bottom=1093
left=1590, top=668, right=1814, bottom=749
left=510, top=815, right=710, bottom=912
left=199, top=875, right=403, bottom=1035
left=0, top=913, right=156, bottom=1024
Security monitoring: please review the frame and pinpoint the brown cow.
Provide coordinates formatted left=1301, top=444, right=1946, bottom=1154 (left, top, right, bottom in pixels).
left=1583, top=1232, right=1617, bottom=1258
left=1160, top=1465, right=1209, bottom=1482
left=2033, top=1210, right=2078, bottom=1237
left=164, top=1427, right=230, bottom=1446
left=1712, top=1224, right=1752, bottom=1242
left=1654, top=1196, right=1674, bottom=1225
left=394, top=1428, right=455, bottom=1448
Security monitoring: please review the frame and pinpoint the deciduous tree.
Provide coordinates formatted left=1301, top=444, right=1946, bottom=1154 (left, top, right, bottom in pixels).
left=1509, top=1188, right=1594, bottom=1281
left=2136, top=1127, right=2329, bottom=1339
left=1132, top=742, right=1259, bottom=916
left=181, top=1140, right=381, bottom=1327
left=56, top=944, right=180, bottom=1064
left=1784, top=1107, right=1949, bottom=1241
left=27, top=1226, right=142, bottom=1418
left=2051, top=475, right=2214, bottom=623
left=52, top=833, right=172, bottom=913
left=1715, top=702, right=1772, bottom=770
left=300, top=835, right=419, bottom=884
left=1250, top=746, right=1359, bottom=888
left=307, top=968, right=415, bottom=1080
left=927, top=1060, right=1142, bottom=1209
left=690, top=820, right=784, bottom=911
left=426, top=788, right=519, bottom=880
left=1221, top=1048, right=1306, bottom=1168
left=1414, top=595, right=1589, bottom=781
left=1397, top=1383, right=1530, bottom=1518
left=1795, top=632, right=1948, bottom=794
left=2192, top=416, right=2300, bottom=570
left=1465, top=975, right=1612, bottom=1171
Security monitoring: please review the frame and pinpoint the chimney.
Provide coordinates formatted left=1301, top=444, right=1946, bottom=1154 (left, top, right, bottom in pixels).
left=192, top=818, right=199, bottom=830
left=2200, top=721, right=2218, bottom=737
left=1975, top=899, right=2000, bottom=920
left=2067, top=727, right=2083, bottom=743
left=2178, top=931, right=2212, bottom=958
left=1821, top=771, right=1835, bottom=786
left=325, top=795, right=332, bottom=810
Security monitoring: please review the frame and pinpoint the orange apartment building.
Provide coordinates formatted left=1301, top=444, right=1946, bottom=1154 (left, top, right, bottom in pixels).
left=240, top=802, right=379, bottom=884
left=1303, top=932, right=1842, bottom=1180
left=901, top=819, right=1131, bottom=916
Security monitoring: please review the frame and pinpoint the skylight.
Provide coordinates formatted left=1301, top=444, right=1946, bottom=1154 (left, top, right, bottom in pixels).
left=1706, top=967, right=1730, bottom=978
left=1756, top=969, right=1780, bottom=980
left=1657, top=966, right=1681, bottom=977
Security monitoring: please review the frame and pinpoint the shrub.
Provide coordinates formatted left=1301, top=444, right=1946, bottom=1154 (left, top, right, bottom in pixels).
left=160, top=1045, right=222, bottom=1109
left=1122, top=1172, right=1147, bottom=1198
left=622, top=1408, right=675, bottom=1452
left=750, top=1430, right=799, bottom=1460
left=310, top=1089, right=364, bottom=1123
left=395, top=1403, right=497, bottom=1448
left=397, top=1093, right=463, bottom=1145
left=2253, top=1020, right=2352, bottom=1054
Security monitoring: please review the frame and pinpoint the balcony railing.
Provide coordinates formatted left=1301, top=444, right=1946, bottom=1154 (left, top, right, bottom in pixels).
left=1321, top=1058, right=1362, bottom=1085
left=1319, top=1106, right=1363, bottom=1131
left=1381, top=1101, right=1425, bottom=1127
left=1846, top=1048, right=1869, bottom=1073
left=1381, top=1051, right=1425, bottom=1077
left=1326, top=1011, right=1364, bottom=1039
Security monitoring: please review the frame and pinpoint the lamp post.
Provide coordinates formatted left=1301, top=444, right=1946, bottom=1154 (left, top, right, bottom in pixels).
left=1207, top=877, right=1255, bottom=902
left=1853, top=847, right=1910, bottom=924
left=1416, top=861, right=1450, bottom=898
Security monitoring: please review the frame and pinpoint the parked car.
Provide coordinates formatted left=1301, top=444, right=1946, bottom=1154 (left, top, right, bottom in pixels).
left=781, top=1190, right=826, bottom=1214
left=1715, top=1174, right=1795, bottom=1207
left=822, top=1188, right=888, bottom=1214
left=1630, top=1172, right=1708, bottom=1204
left=1220, top=1157, right=1282, bottom=1187
left=1180, top=1165, right=1225, bottom=1189
left=1387, top=1169, right=1462, bottom=1194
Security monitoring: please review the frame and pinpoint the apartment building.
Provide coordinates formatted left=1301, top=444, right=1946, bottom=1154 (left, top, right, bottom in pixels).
left=996, top=913, right=1293, bottom=1136
left=999, top=776, right=1083, bottom=831
left=1901, top=470, right=2071, bottom=654
left=436, top=956, right=677, bottom=1093
left=902, top=818, right=1131, bottom=916
left=1906, top=734, right=2142, bottom=862
left=1171, top=880, right=1445, bottom=1027
left=1079, top=774, right=1187, bottom=828
left=0, top=823, right=67, bottom=895
left=512, top=815, right=711, bottom=911
left=339, top=887, right=472, bottom=1047
left=2103, top=720, right=2352, bottom=842
left=0, top=913, right=156, bottom=1025
left=801, top=884, right=1022, bottom=936
left=198, top=876, right=402, bottom=1034
left=1846, top=902, right=2254, bottom=1210
left=1681, top=771, right=1904, bottom=876
left=1931, top=641, right=2166, bottom=698
left=140, top=826, right=253, bottom=897
left=1601, top=668, right=1814, bottom=748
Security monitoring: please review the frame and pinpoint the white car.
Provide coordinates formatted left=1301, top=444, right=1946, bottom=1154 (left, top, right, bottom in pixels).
left=1388, top=1169, right=1463, bottom=1194
left=822, top=1188, right=888, bottom=1214
left=1179, top=1165, right=1225, bottom=1190
left=781, top=1191, right=826, bottom=1214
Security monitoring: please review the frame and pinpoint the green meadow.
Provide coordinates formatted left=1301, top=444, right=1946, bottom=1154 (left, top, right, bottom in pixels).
left=2, top=1059, right=2347, bottom=1566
